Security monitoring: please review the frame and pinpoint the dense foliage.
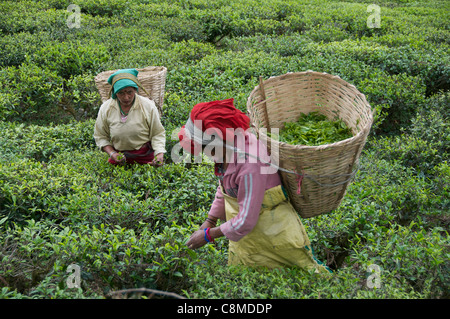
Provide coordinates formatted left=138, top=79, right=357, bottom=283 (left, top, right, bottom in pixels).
left=271, top=112, right=353, bottom=146
left=0, top=0, right=448, bottom=299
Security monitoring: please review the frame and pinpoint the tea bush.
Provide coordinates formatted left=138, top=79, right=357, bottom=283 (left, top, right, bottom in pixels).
left=349, top=221, right=449, bottom=298
left=0, top=120, right=96, bottom=162
left=0, top=218, right=199, bottom=297
left=25, top=40, right=109, bottom=80
left=0, top=32, right=53, bottom=68
left=0, top=0, right=448, bottom=300
left=0, top=63, right=63, bottom=123
left=303, top=146, right=449, bottom=298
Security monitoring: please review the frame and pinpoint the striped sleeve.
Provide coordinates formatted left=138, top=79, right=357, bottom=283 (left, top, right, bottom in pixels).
left=208, top=186, right=226, bottom=221
left=229, top=174, right=253, bottom=232
left=220, top=167, right=267, bottom=242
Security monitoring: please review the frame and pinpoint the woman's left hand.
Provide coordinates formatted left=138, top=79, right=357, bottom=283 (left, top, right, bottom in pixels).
left=186, top=229, right=207, bottom=250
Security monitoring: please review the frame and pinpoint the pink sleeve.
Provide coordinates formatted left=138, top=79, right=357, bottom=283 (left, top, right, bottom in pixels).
left=208, top=185, right=226, bottom=221
left=220, top=163, right=268, bottom=242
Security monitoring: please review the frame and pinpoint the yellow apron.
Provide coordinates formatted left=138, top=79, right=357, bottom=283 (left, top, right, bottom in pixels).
left=223, top=185, right=330, bottom=273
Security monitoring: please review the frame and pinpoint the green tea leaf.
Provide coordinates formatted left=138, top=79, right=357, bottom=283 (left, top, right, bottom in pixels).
left=271, top=112, right=353, bottom=146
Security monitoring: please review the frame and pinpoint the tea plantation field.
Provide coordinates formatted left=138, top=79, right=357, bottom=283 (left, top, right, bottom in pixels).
left=0, top=0, right=448, bottom=300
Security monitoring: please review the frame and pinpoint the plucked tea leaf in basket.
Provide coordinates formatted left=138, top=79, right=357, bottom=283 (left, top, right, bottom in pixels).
left=269, top=111, right=353, bottom=146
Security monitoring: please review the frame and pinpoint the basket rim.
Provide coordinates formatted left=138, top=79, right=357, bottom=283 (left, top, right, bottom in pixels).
left=255, top=125, right=370, bottom=151
left=94, top=66, right=167, bottom=82
left=247, top=70, right=374, bottom=151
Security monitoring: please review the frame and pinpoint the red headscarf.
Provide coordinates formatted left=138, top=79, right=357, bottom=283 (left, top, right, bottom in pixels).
left=178, top=98, right=250, bottom=155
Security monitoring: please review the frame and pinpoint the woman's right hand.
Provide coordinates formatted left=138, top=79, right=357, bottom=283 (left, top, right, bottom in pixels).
left=111, top=151, right=126, bottom=163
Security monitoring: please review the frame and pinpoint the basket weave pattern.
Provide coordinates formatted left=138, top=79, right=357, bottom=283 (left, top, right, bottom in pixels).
left=94, top=66, right=167, bottom=114
left=247, top=71, right=373, bottom=218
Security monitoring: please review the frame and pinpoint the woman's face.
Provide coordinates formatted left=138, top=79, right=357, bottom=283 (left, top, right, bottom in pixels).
left=116, top=87, right=137, bottom=108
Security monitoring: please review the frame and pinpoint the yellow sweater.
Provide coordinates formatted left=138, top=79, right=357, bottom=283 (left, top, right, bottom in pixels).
left=93, top=94, right=166, bottom=155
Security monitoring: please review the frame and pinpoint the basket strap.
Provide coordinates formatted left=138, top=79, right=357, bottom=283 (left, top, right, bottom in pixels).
left=109, top=73, right=151, bottom=98
left=224, top=143, right=359, bottom=189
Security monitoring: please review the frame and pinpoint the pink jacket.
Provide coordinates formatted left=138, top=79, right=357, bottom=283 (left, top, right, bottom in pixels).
left=208, top=132, right=282, bottom=242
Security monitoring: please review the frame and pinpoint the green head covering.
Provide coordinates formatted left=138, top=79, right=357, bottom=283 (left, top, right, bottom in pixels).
left=107, top=68, right=139, bottom=99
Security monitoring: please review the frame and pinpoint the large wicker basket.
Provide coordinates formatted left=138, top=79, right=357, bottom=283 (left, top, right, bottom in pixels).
left=94, top=66, right=167, bottom=114
left=247, top=71, right=373, bottom=218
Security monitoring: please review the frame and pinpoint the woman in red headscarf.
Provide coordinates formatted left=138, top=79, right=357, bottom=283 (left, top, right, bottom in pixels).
left=180, top=98, right=330, bottom=272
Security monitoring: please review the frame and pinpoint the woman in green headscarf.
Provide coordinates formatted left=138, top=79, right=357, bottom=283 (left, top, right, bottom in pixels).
left=94, top=69, right=166, bottom=165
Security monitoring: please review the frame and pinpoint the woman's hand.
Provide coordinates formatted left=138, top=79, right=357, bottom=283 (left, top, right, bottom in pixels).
left=103, top=146, right=126, bottom=164
left=111, top=151, right=126, bottom=163
left=186, top=229, right=207, bottom=250
left=186, top=220, right=223, bottom=250
left=151, top=152, right=164, bottom=166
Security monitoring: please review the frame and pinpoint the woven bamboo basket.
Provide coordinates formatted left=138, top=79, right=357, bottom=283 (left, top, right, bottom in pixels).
left=94, top=66, right=167, bottom=114
left=247, top=71, right=373, bottom=218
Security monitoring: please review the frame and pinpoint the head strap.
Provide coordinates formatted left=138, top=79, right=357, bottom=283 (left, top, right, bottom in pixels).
left=108, top=72, right=150, bottom=98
